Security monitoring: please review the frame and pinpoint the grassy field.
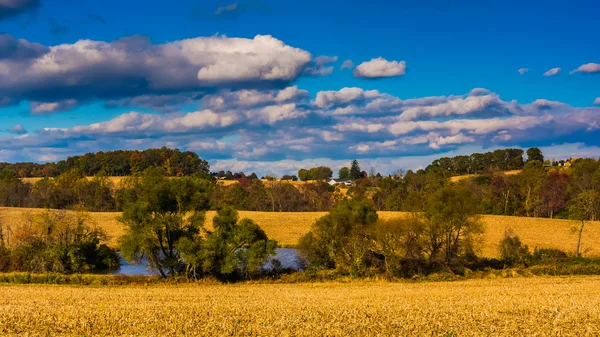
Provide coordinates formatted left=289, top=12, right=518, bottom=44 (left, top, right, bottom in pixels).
left=0, top=277, right=599, bottom=336
left=449, top=169, right=523, bottom=182
left=1, top=207, right=599, bottom=257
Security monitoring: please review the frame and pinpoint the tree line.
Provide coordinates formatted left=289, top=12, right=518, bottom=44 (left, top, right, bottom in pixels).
left=0, top=147, right=599, bottom=222
left=0, top=147, right=209, bottom=178
left=426, top=148, right=530, bottom=177
left=2, top=164, right=599, bottom=280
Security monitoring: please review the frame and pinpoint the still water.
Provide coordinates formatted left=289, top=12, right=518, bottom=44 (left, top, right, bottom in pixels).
left=113, top=248, right=304, bottom=276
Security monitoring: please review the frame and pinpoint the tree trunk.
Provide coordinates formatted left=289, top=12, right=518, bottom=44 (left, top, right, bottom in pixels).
left=576, top=220, right=585, bottom=257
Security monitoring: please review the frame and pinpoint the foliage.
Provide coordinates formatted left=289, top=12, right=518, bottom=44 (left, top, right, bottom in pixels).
left=0, top=147, right=208, bottom=178
left=179, top=207, right=277, bottom=280
left=498, top=231, right=530, bottom=266
left=297, top=167, right=333, bottom=181
left=338, top=167, right=350, bottom=180
left=118, top=168, right=211, bottom=277
left=350, top=159, right=362, bottom=180
left=427, top=148, right=524, bottom=176
left=0, top=209, right=119, bottom=273
left=526, top=147, right=544, bottom=163
left=298, top=199, right=378, bottom=274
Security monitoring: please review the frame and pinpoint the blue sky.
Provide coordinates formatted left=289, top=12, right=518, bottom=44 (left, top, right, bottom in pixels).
left=0, top=0, right=599, bottom=175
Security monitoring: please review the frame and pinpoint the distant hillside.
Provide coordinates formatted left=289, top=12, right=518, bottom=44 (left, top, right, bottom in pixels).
left=0, top=147, right=208, bottom=178
left=449, top=170, right=523, bottom=182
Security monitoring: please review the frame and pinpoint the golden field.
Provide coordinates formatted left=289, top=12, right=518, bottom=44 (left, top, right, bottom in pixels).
left=1, top=207, right=599, bottom=257
left=449, top=169, right=523, bottom=182
left=0, top=277, right=599, bottom=336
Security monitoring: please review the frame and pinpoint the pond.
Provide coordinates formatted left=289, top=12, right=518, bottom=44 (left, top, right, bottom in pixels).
left=112, top=248, right=304, bottom=276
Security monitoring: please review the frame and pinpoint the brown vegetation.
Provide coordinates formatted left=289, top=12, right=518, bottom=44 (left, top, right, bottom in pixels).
left=2, top=207, right=599, bottom=257
left=1, top=277, right=599, bottom=335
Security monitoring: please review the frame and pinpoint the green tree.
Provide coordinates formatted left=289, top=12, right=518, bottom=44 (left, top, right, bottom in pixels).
left=298, top=169, right=311, bottom=181
left=526, top=147, right=544, bottom=163
left=309, top=167, right=333, bottom=181
left=349, top=160, right=362, bottom=180
left=569, top=190, right=600, bottom=256
left=178, top=207, right=277, bottom=280
left=338, top=167, right=350, bottom=180
left=298, top=199, right=378, bottom=274
left=424, top=185, right=483, bottom=267
left=519, top=160, right=546, bottom=217
left=118, top=168, right=211, bottom=277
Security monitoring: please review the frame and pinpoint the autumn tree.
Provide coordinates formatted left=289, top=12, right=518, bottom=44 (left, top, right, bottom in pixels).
left=298, top=199, right=378, bottom=273
left=424, top=185, right=483, bottom=267
left=539, top=170, right=570, bottom=218
left=569, top=190, right=600, bottom=256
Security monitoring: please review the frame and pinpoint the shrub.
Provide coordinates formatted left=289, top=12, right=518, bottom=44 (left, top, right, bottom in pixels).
left=498, top=231, right=530, bottom=266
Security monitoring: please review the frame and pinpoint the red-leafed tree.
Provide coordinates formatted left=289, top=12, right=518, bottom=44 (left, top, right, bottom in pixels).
left=539, top=170, right=571, bottom=218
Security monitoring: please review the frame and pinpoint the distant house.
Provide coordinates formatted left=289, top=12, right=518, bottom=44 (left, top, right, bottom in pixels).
left=328, top=178, right=354, bottom=187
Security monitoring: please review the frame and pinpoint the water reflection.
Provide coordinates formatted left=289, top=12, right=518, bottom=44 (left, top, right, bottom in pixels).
left=113, top=248, right=304, bottom=276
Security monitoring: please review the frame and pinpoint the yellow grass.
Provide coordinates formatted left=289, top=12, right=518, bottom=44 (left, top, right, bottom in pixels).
left=1, top=277, right=600, bottom=335
left=1, top=207, right=599, bottom=257
left=449, top=169, right=523, bottom=182
left=20, top=176, right=126, bottom=186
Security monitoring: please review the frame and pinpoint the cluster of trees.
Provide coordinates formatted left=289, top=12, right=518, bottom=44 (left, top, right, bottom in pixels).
left=212, top=178, right=336, bottom=212
left=426, top=148, right=528, bottom=177
left=0, top=169, right=116, bottom=211
left=338, top=160, right=368, bottom=180
left=1, top=147, right=599, bottom=223
left=0, top=210, right=119, bottom=273
left=118, top=168, right=277, bottom=280
left=298, top=167, right=333, bottom=181
left=212, top=171, right=259, bottom=180
left=0, top=148, right=209, bottom=178
left=299, top=186, right=483, bottom=277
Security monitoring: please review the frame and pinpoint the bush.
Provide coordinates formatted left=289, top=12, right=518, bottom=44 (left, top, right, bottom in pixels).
left=529, top=248, right=569, bottom=265
left=1, top=209, right=120, bottom=274
left=498, top=231, right=530, bottom=266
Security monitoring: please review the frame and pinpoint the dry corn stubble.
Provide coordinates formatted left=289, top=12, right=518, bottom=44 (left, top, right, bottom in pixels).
left=0, top=277, right=600, bottom=336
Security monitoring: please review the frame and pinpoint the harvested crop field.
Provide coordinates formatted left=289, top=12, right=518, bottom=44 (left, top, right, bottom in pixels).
left=1, top=207, right=599, bottom=257
left=1, top=277, right=599, bottom=336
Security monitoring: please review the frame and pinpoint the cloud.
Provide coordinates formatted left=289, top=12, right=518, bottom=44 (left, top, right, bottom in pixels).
left=304, top=55, right=338, bottom=76
left=570, top=63, right=600, bottom=75
left=340, top=60, right=353, bottom=70
left=202, top=86, right=308, bottom=111
left=353, top=57, right=406, bottom=79
left=105, top=93, right=204, bottom=113
left=9, top=124, right=26, bottom=134
left=397, top=94, right=506, bottom=121
left=30, top=99, right=80, bottom=114
left=595, top=98, right=600, bottom=105
left=3, top=87, right=600, bottom=177
left=469, top=88, right=490, bottom=96
left=532, top=99, right=564, bottom=109
left=0, top=34, right=48, bottom=60
left=0, top=34, right=312, bottom=111
left=543, top=67, right=561, bottom=76
left=0, top=0, right=40, bottom=19
left=518, top=68, right=529, bottom=75
left=315, top=87, right=381, bottom=108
